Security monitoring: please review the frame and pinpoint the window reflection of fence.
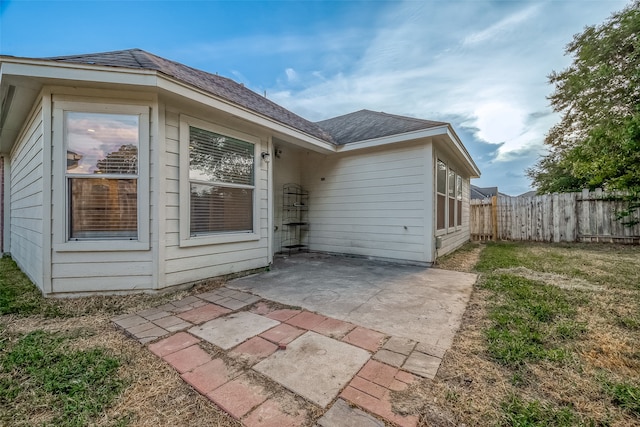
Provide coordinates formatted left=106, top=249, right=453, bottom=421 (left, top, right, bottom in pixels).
left=70, top=178, right=137, bottom=239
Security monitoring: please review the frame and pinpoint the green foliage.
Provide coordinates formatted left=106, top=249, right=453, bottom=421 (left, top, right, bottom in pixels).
left=528, top=1, right=640, bottom=220
left=0, top=256, right=42, bottom=315
left=481, top=274, right=583, bottom=365
left=474, top=241, right=523, bottom=272
left=0, top=330, right=124, bottom=426
left=500, top=395, right=587, bottom=427
left=0, top=257, right=71, bottom=317
left=604, top=381, right=640, bottom=416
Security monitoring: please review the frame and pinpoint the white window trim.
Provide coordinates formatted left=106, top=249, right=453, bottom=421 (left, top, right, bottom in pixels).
left=179, top=114, right=260, bottom=247
left=435, top=158, right=462, bottom=236
left=52, top=101, right=150, bottom=252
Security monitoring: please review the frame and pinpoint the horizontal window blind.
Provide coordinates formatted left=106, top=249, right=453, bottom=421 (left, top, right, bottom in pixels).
left=189, top=126, right=254, bottom=185
left=69, top=178, right=137, bottom=239
left=190, top=184, right=253, bottom=234
left=188, top=126, right=255, bottom=236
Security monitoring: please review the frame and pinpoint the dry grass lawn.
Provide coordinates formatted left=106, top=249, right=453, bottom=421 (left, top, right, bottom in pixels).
left=404, top=241, right=640, bottom=426
left=1, top=241, right=639, bottom=426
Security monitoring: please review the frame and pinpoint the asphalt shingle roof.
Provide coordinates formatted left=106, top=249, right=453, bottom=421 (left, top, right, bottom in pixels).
left=315, top=109, right=447, bottom=145
left=41, top=49, right=336, bottom=144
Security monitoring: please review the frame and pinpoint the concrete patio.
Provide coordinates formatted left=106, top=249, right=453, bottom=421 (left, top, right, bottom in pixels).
left=230, top=253, right=477, bottom=350
left=112, top=254, right=477, bottom=426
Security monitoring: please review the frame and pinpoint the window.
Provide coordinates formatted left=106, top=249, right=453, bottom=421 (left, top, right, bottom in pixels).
left=436, top=158, right=464, bottom=232
left=436, top=160, right=447, bottom=230
left=65, top=112, right=139, bottom=240
left=188, top=126, right=255, bottom=236
left=448, top=169, right=456, bottom=229
left=456, top=175, right=463, bottom=226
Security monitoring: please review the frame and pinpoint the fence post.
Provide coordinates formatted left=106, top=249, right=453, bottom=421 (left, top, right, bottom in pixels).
left=491, top=195, right=498, bottom=241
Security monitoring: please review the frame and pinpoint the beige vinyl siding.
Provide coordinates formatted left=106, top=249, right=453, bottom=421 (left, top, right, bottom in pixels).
left=303, top=143, right=428, bottom=262
left=437, top=177, right=471, bottom=257
left=163, top=109, right=269, bottom=287
left=9, top=99, right=44, bottom=289
left=50, top=94, right=154, bottom=294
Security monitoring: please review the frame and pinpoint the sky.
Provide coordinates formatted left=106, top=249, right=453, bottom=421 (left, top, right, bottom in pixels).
left=0, top=0, right=631, bottom=195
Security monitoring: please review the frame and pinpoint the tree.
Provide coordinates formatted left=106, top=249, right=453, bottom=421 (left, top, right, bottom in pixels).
left=96, top=144, right=138, bottom=174
left=528, top=1, right=640, bottom=211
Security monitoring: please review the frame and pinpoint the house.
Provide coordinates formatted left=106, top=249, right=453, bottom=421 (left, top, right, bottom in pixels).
left=470, top=185, right=498, bottom=200
left=0, top=49, right=480, bottom=296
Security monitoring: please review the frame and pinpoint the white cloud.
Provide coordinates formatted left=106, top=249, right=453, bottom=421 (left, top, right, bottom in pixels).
left=463, top=5, right=541, bottom=46
left=285, top=68, right=298, bottom=82
left=264, top=0, right=628, bottom=193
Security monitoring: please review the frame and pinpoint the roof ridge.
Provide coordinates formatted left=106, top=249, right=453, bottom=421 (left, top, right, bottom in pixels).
left=365, top=109, right=448, bottom=126
left=30, top=49, right=336, bottom=144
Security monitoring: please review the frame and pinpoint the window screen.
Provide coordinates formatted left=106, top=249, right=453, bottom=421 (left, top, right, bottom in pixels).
left=189, top=126, right=255, bottom=235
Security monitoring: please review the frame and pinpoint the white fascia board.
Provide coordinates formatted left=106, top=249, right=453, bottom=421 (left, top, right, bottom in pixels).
left=336, top=126, right=450, bottom=152
left=445, top=126, right=481, bottom=178
left=0, top=59, right=335, bottom=154
left=0, top=61, right=158, bottom=87
left=156, top=77, right=336, bottom=154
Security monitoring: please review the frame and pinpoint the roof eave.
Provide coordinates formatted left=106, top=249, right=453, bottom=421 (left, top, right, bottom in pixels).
left=155, top=76, right=336, bottom=154
left=444, top=125, right=481, bottom=178
left=337, top=123, right=480, bottom=178
left=336, top=125, right=451, bottom=152
left=0, top=57, right=336, bottom=153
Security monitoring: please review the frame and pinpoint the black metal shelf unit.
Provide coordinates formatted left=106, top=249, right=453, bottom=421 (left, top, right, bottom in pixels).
left=281, top=183, right=309, bottom=253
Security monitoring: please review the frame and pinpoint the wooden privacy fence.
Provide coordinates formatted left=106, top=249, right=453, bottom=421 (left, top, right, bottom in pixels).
left=470, top=189, right=640, bottom=243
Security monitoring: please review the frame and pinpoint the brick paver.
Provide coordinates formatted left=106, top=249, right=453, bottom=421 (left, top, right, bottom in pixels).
left=342, top=327, right=386, bottom=352
left=311, top=317, right=356, bottom=339
left=285, top=311, right=327, bottom=330
left=153, top=315, right=192, bottom=332
left=317, top=399, right=385, bottom=427
left=358, top=360, right=397, bottom=388
left=249, top=301, right=272, bottom=315
left=148, top=332, right=201, bottom=357
left=383, top=337, right=417, bottom=356
left=229, top=337, right=278, bottom=364
left=259, top=324, right=305, bottom=345
left=402, top=350, right=441, bottom=379
left=163, top=344, right=211, bottom=373
left=340, top=362, right=418, bottom=427
left=415, top=342, right=447, bottom=358
left=114, top=286, right=437, bottom=427
left=181, top=358, right=237, bottom=395
left=340, top=386, right=418, bottom=427
left=373, top=349, right=406, bottom=367
left=207, top=374, right=270, bottom=419
left=113, top=314, right=148, bottom=329
left=177, top=303, right=231, bottom=324
left=243, top=398, right=308, bottom=427
left=265, top=309, right=301, bottom=322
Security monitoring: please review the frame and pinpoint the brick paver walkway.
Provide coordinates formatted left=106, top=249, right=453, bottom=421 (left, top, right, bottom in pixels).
left=113, top=287, right=448, bottom=426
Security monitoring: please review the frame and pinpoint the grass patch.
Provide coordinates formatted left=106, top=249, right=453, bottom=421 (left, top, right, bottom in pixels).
left=500, top=395, right=588, bottom=427
left=480, top=272, right=584, bottom=366
left=605, top=381, right=640, bottom=416
left=0, top=330, right=124, bottom=426
left=0, top=256, right=53, bottom=316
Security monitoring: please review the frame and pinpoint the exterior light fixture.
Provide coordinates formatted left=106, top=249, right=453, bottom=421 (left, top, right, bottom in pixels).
left=261, top=152, right=271, bottom=163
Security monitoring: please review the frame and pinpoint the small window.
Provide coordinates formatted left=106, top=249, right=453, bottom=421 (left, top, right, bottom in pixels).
left=189, top=126, right=255, bottom=235
left=436, top=160, right=447, bottom=230
left=65, top=112, right=139, bottom=240
left=456, top=175, right=463, bottom=226
left=448, top=169, right=456, bottom=228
